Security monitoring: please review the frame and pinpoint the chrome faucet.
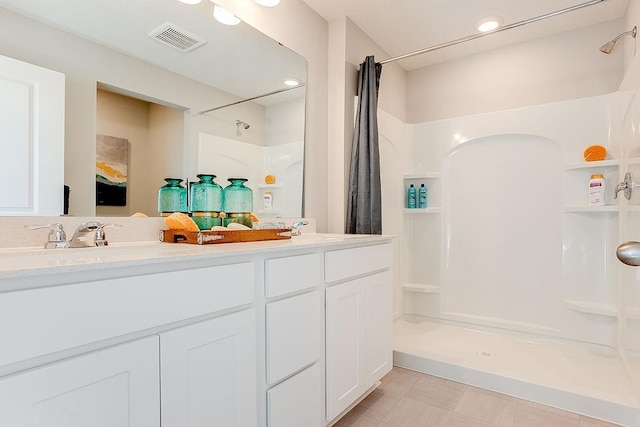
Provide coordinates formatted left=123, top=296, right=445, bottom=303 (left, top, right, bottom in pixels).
left=25, top=223, right=69, bottom=249
left=290, top=220, right=309, bottom=236
left=69, top=222, right=121, bottom=248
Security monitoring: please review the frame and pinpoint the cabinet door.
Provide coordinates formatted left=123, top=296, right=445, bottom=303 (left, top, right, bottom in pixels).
left=365, top=271, right=393, bottom=388
left=325, top=279, right=366, bottom=421
left=0, top=336, right=160, bottom=427
left=267, top=363, right=322, bottom=427
left=160, top=309, right=257, bottom=427
left=0, top=54, right=64, bottom=215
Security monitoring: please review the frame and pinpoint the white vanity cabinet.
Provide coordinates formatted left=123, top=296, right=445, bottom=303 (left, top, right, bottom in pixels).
left=0, top=235, right=395, bottom=427
left=0, top=336, right=160, bottom=426
left=160, top=309, right=257, bottom=427
left=325, top=244, right=393, bottom=422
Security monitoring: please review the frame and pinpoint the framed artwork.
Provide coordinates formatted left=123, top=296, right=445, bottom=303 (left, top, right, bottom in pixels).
left=96, top=135, right=129, bottom=206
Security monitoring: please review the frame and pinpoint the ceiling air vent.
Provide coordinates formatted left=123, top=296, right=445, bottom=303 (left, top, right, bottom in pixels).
left=148, top=22, right=207, bottom=52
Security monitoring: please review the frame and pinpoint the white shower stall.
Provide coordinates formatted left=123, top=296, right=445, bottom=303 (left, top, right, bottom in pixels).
left=381, top=90, right=640, bottom=425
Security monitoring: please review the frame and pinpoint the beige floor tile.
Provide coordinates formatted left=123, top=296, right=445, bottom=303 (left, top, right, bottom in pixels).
left=382, top=397, right=451, bottom=427
left=352, top=388, right=403, bottom=420
left=377, top=368, right=420, bottom=397
left=513, top=400, right=580, bottom=427
left=579, top=415, right=622, bottom=427
left=444, top=413, right=495, bottom=427
left=454, top=388, right=517, bottom=427
left=333, top=411, right=381, bottom=427
left=404, top=374, right=467, bottom=411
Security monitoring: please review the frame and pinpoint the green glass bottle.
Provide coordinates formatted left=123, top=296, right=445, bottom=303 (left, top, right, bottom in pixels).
left=158, top=178, right=187, bottom=216
left=222, top=178, right=253, bottom=227
left=190, top=174, right=223, bottom=229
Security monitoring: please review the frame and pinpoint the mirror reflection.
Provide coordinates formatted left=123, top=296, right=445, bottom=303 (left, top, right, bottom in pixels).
left=0, top=0, right=306, bottom=218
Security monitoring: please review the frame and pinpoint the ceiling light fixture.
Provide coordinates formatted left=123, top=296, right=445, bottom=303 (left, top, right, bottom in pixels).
left=178, top=0, right=202, bottom=4
left=212, top=4, right=241, bottom=25
left=283, top=77, right=302, bottom=87
left=474, top=16, right=503, bottom=33
left=254, top=0, right=281, bottom=6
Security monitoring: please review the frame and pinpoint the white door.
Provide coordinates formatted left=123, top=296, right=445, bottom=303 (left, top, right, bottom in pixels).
left=0, top=336, right=160, bottom=427
left=0, top=54, right=65, bottom=215
left=325, top=278, right=366, bottom=421
left=160, top=309, right=257, bottom=427
left=365, top=271, right=393, bottom=388
left=267, top=363, right=322, bottom=427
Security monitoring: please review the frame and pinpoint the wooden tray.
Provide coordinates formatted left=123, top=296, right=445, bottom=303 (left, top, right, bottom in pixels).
left=160, top=228, right=292, bottom=245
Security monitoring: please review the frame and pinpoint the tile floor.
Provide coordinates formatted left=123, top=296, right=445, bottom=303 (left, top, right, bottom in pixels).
left=334, top=367, right=622, bottom=427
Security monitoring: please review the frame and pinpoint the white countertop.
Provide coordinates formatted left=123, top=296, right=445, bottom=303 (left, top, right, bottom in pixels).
left=0, top=233, right=393, bottom=281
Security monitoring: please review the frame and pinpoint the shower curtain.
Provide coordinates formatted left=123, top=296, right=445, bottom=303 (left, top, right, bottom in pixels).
left=346, top=56, right=383, bottom=234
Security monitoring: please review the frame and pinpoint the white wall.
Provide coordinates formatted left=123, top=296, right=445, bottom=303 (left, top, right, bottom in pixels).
left=265, top=97, right=305, bottom=147
left=326, top=17, right=408, bottom=233
left=621, top=0, right=640, bottom=90
left=407, top=20, right=625, bottom=123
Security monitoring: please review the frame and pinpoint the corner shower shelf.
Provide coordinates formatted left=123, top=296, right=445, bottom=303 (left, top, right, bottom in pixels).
left=403, top=208, right=441, bottom=214
left=402, top=283, right=440, bottom=293
left=258, top=184, right=284, bottom=189
left=403, top=173, right=441, bottom=179
left=563, top=206, right=619, bottom=213
left=563, top=299, right=617, bottom=317
left=564, top=160, right=620, bottom=170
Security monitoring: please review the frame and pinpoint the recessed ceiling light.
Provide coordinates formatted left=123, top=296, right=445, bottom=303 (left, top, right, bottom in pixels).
left=283, top=77, right=302, bottom=87
left=178, top=0, right=202, bottom=4
left=212, top=4, right=241, bottom=25
left=255, top=0, right=280, bottom=6
left=474, top=16, right=503, bottom=33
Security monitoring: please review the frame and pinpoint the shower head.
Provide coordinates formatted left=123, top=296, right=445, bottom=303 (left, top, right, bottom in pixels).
left=235, top=120, right=250, bottom=136
left=235, top=120, right=250, bottom=129
left=600, top=25, right=637, bottom=54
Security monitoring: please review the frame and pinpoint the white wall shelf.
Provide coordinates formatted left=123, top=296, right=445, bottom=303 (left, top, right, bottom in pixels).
left=403, top=208, right=441, bottom=214
left=403, top=173, right=441, bottom=179
left=563, top=299, right=617, bottom=317
left=565, top=160, right=620, bottom=171
left=402, top=283, right=440, bottom=293
left=564, top=206, right=619, bottom=213
left=258, top=184, right=284, bottom=189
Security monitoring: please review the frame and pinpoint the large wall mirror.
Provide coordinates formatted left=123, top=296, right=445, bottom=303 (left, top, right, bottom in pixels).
left=0, top=0, right=306, bottom=218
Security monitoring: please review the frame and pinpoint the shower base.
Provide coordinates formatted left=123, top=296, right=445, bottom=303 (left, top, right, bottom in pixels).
left=394, top=315, right=640, bottom=426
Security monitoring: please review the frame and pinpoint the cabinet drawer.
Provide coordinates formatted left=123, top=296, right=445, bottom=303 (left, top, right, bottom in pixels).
left=266, top=291, right=321, bottom=384
left=0, top=262, right=254, bottom=368
left=325, top=243, right=392, bottom=283
left=265, top=253, right=321, bottom=297
left=267, top=363, right=321, bottom=427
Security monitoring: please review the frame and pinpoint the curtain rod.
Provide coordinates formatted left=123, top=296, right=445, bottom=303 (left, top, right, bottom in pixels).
left=379, top=0, right=607, bottom=65
left=199, top=84, right=306, bottom=115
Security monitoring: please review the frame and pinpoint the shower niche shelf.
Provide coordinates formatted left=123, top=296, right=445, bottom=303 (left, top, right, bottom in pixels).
left=564, top=160, right=619, bottom=207
left=402, top=283, right=439, bottom=293
left=403, top=173, right=441, bottom=209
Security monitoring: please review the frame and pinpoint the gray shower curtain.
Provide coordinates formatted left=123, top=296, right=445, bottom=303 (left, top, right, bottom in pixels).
left=346, top=56, right=382, bottom=234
